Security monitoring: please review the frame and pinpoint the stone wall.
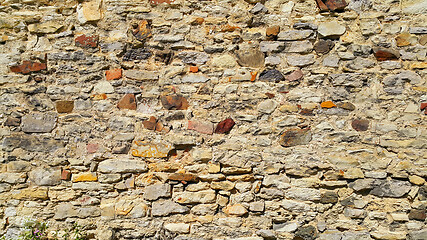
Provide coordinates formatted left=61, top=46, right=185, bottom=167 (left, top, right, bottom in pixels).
left=0, top=0, right=426, bottom=239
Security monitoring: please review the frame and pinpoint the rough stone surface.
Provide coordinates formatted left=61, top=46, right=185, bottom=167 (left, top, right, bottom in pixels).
left=21, top=113, right=57, bottom=133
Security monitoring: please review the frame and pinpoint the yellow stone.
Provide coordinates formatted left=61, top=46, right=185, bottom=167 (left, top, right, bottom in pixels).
left=72, top=172, right=98, bottom=182
left=223, top=204, right=247, bottom=216
left=279, top=103, right=299, bottom=112
left=411, top=62, right=427, bottom=69
left=130, top=141, right=173, bottom=158
left=409, top=175, right=425, bottom=185
left=208, top=163, right=220, bottom=173
left=13, top=187, right=48, bottom=200
left=321, top=101, right=337, bottom=108
left=77, top=0, right=102, bottom=24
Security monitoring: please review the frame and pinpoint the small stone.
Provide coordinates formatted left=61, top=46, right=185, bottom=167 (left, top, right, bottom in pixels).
left=408, top=209, right=426, bottom=221
left=351, top=119, right=369, bottom=131
left=132, top=20, right=151, bottom=42
left=4, top=117, right=20, bottom=126
left=144, top=183, right=171, bottom=200
left=294, top=225, right=318, bottom=240
left=10, top=61, right=47, bottom=74
left=61, top=169, right=71, bottom=181
left=27, top=21, right=63, bottom=34
left=168, top=173, right=198, bottom=182
left=29, top=167, right=61, bottom=186
left=77, top=0, right=102, bottom=24
left=188, top=120, right=214, bottom=134
left=150, top=0, right=175, bottom=5
left=396, top=32, right=417, bottom=47
left=391, top=213, right=409, bottom=222
left=373, top=48, right=400, bottom=61
left=123, top=48, right=152, bottom=61
left=318, top=22, right=346, bottom=38
left=117, top=94, right=137, bottom=110
left=164, top=223, right=190, bottom=234
left=21, top=112, right=57, bottom=133
left=286, top=69, right=303, bottom=81
left=87, top=143, right=98, bottom=153
left=409, top=175, right=425, bottom=185
left=336, top=102, right=355, bottom=111
left=321, top=101, right=336, bottom=108
left=124, top=70, right=159, bottom=81
left=105, top=69, right=122, bottom=80
left=266, top=26, right=280, bottom=40
left=320, top=191, right=338, bottom=203
left=235, top=49, right=265, bottom=68
left=279, top=128, right=312, bottom=147
left=250, top=2, right=268, bottom=14
left=259, top=69, right=285, bottom=82
left=72, top=172, right=98, bottom=182
left=161, top=95, right=189, bottom=110
left=189, top=66, right=198, bottom=73
left=152, top=200, right=189, bottom=216
left=177, top=51, right=209, bottom=65
left=13, top=187, right=48, bottom=200
left=257, top=99, right=278, bottom=114
left=94, top=81, right=114, bottom=94
left=278, top=30, right=313, bottom=41
left=260, top=41, right=285, bottom=52
left=182, top=73, right=209, bottom=83
left=142, top=116, right=157, bottom=130
left=314, top=39, right=335, bottom=54
left=56, top=101, right=74, bottom=113
left=286, top=55, right=315, bottom=67
left=215, top=118, right=235, bottom=134
left=284, top=40, right=313, bottom=53
left=75, top=34, right=98, bottom=48
left=223, top=204, right=248, bottom=216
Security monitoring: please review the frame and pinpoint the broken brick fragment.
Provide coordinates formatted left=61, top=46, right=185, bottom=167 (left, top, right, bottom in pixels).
left=286, top=69, right=304, bottom=81
left=143, top=116, right=158, bottom=130
left=160, top=95, right=189, bottom=110
left=321, top=101, right=336, bottom=108
left=266, top=26, right=280, bottom=40
left=316, top=0, right=347, bottom=11
left=215, top=118, right=235, bottom=134
left=117, top=94, right=137, bottom=110
left=75, top=34, right=99, bottom=48
left=61, top=169, right=72, bottom=181
left=106, top=68, right=122, bottom=80
left=10, top=61, right=47, bottom=74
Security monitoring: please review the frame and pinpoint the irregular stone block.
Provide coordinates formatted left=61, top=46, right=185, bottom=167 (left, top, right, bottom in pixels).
left=279, top=128, right=312, bottom=147
left=235, top=48, right=265, bottom=68
left=56, top=100, right=74, bottom=113
left=29, top=167, right=61, bottom=186
left=117, top=94, right=137, bottom=110
left=143, top=183, right=171, bottom=200
left=10, top=61, right=47, bottom=74
left=215, top=118, right=235, bottom=134
left=98, top=159, right=148, bottom=173
left=152, top=200, right=189, bottom=216
left=130, top=141, right=173, bottom=158
left=174, top=190, right=216, bottom=204
left=161, top=95, right=189, bottom=110
left=21, top=113, right=57, bottom=133
left=75, top=34, right=99, bottom=48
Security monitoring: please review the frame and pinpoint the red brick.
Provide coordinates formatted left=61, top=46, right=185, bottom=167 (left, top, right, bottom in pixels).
left=189, top=66, right=198, bottom=73
left=188, top=120, right=214, bottom=134
left=215, top=118, right=235, bottom=134
left=61, top=169, right=71, bottom=181
left=106, top=68, right=122, bottom=80
left=117, top=94, right=137, bottom=110
left=10, top=61, right=47, bottom=74
left=420, top=103, right=427, bottom=110
left=87, top=143, right=99, bottom=154
left=160, top=95, right=189, bottom=110
left=75, top=34, right=99, bottom=48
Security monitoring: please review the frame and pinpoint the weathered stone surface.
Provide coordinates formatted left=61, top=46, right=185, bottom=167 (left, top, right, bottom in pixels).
left=75, top=34, right=98, bottom=48
left=10, top=61, right=47, bottom=74
left=318, top=22, right=346, bottom=38
left=161, top=95, right=189, bottom=110
left=164, top=223, right=190, bottom=234
left=152, top=200, right=189, bottom=216
left=351, top=119, right=369, bottom=131
left=294, top=225, right=318, bottom=240
left=124, top=70, right=159, bottom=81
left=266, top=26, right=280, bottom=40
left=29, top=167, right=61, bottom=186
left=117, top=94, right=137, bottom=110
left=27, top=21, right=63, bottom=34
left=373, top=48, right=400, bottom=61
left=316, top=0, right=348, bottom=11
left=144, top=183, right=171, bottom=200
left=279, top=128, right=312, bottom=147
left=106, top=68, right=122, bottom=80
left=177, top=51, right=209, bottom=65
left=21, top=113, right=57, bottom=133
left=174, top=190, right=216, bottom=204
left=188, top=120, right=214, bottom=134
left=370, top=180, right=411, bottom=198
left=133, top=20, right=151, bottom=42
left=130, top=141, right=173, bottom=158
left=286, top=54, right=315, bottom=67
left=257, top=99, right=278, bottom=114
left=12, top=187, right=48, bottom=200
left=235, top=48, right=265, bottom=68
left=77, top=0, right=102, bottom=24
left=56, top=101, right=74, bottom=113
left=314, top=40, right=335, bottom=54
left=123, top=48, right=152, bottom=61
left=98, top=159, right=148, bottom=173
left=278, top=30, right=313, bottom=40
left=223, top=204, right=248, bottom=216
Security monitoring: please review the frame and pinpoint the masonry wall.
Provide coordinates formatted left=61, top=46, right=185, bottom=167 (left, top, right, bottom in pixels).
left=0, top=0, right=426, bottom=239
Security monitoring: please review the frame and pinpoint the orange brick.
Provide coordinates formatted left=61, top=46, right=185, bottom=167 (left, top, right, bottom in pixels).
left=189, top=66, right=198, bottom=73
left=106, top=68, right=122, bottom=80
left=321, top=101, right=337, bottom=108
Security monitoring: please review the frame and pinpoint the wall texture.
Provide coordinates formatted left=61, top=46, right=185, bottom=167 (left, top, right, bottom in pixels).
left=0, top=0, right=426, bottom=239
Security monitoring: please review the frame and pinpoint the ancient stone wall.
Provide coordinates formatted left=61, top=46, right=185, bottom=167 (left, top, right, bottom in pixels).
left=0, top=0, right=426, bottom=239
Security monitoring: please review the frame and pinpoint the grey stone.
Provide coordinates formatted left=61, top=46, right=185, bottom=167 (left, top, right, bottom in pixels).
left=124, top=70, right=159, bottom=81
left=143, top=183, right=171, bottom=200
left=29, top=167, right=61, bottom=186
left=294, top=225, right=318, bottom=240
left=286, top=54, right=315, bottom=67
left=177, top=51, right=210, bottom=65
left=370, top=180, right=412, bottom=198
left=285, top=188, right=321, bottom=201
left=249, top=2, right=268, bottom=14
left=2, top=134, right=64, bottom=152
left=284, top=40, right=313, bottom=53
left=278, top=30, right=313, bottom=40
left=344, top=208, right=366, bottom=218
left=258, top=69, right=285, bottom=82
left=153, top=34, right=185, bottom=43
left=257, top=99, right=278, bottom=114
left=329, top=73, right=368, bottom=88
left=173, top=190, right=216, bottom=204
left=152, top=200, right=189, bottom=216
left=318, top=22, right=346, bottom=38
left=345, top=57, right=375, bottom=70
left=256, top=229, right=276, bottom=239
left=349, top=179, right=377, bottom=191
left=265, top=55, right=281, bottom=66
left=293, top=22, right=318, bottom=30
left=259, top=41, right=285, bottom=52
left=21, top=112, right=57, bottom=133
left=323, top=54, right=339, bottom=67
left=409, top=27, right=427, bottom=34
left=235, top=48, right=265, bottom=68
left=0, top=173, right=27, bottom=184
left=360, top=19, right=381, bottom=36
left=383, top=71, right=422, bottom=86
left=408, top=229, right=427, bottom=240
left=98, top=159, right=148, bottom=173
left=182, top=74, right=209, bottom=83
left=191, top=204, right=218, bottom=215
left=274, top=222, right=298, bottom=232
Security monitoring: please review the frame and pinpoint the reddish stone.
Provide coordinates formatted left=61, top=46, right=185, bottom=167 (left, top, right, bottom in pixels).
left=316, top=0, right=347, bottom=11
left=279, top=128, right=312, bottom=147
left=75, top=34, right=99, bottom=48
left=214, top=118, right=235, bottom=134
left=189, top=66, right=198, bottom=73
left=4, top=117, right=20, bottom=126
left=56, top=100, right=74, bottom=113
left=191, top=17, right=204, bottom=25
left=219, top=24, right=240, bottom=32
left=420, top=103, right=427, bottom=110
left=133, top=20, right=152, bottom=42
left=373, top=48, right=399, bottom=61
left=300, top=109, right=314, bottom=116
left=150, top=0, right=174, bottom=5
left=117, top=94, right=137, bottom=110
left=286, top=69, right=304, bottom=81
left=61, top=169, right=71, bottom=181
left=265, top=92, right=275, bottom=99
left=188, top=120, right=214, bottom=134
left=10, top=61, right=47, bottom=74
left=143, top=116, right=157, bottom=130
left=266, top=26, right=280, bottom=40
left=315, top=0, right=329, bottom=11
left=91, top=93, right=107, bottom=100
left=106, top=68, right=122, bottom=80
left=160, top=95, right=189, bottom=110
left=351, top=119, right=369, bottom=131
left=87, top=143, right=99, bottom=153
left=168, top=173, right=198, bottom=182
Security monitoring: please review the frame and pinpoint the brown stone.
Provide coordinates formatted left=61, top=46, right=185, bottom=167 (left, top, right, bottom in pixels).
left=106, top=68, right=122, bottom=80
left=61, top=169, right=71, bottom=181
left=133, top=20, right=152, bottom=42
left=191, top=17, right=204, bottom=25
left=337, top=102, right=356, bottom=111
left=316, top=0, right=347, bottom=11
left=189, top=66, right=198, bottom=73
left=351, top=119, right=369, bottom=131
left=10, top=61, right=47, bottom=74
left=4, top=117, right=20, bottom=126
left=160, top=95, right=189, bottom=110
left=143, top=116, right=157, bottom=130
left=87, top=143, right=98, bottom=153
left=56, top=100, right=74, bottom=113
left=168, top=173, right=198, bottom=182
left=235, top=48, right=265, bottom=68
left=314, top=39, right=335, bottom=54
left=421, top=103, right=427, bottom=110
left=75, top=34, right=98, bottom=48
left=188, top=120, right=214, bottom=134
left=214, top=118, right=235, bottom=134
left=286, top=69, right=304, bottom=81
left=373, top=48, right=399, bottom=61
left=396, top=33, right=412, bottom=47
left=266, top=26, right=280, bottom=40
left=117, top=94, right=137, bottom=110
left=408, top=209, right=426, bottom=221
left=279, top=128, right=312, bottom=147
left=420, top=35, right=427, bottom=45
left=219, top=24, right=240, bottom=32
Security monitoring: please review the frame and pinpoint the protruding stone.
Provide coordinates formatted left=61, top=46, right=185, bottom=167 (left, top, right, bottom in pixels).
left=168, top=173, right=198, bottom=182
left=72, top=172, right=98, bottom=182
left=177, top=51, right=209, bottom=65
left=106, top=69, right=122, bottom=80
left=266, top=26, right=280, bottom=40
left=318, top=22, right=346, bottom=38
left=337, top=102, right=355, bottom=111
left=215, top=118, right=235, bottom=134
left=314, top=39, right=335, bottom=54
left=259, top=69, right=285, bottom=82
left=320, top=101, right=336, bottom=108
left=351, top=119, right=369, bottom=131
left=279, top=128, right=312, bottom=147
left=21, top=113, right=57, bottom=133
left=117, top=94, right=137, bottom=110
left=257, top=99, right=278, bottom=114
left=161, top=95, right=189, bottom=110
left=144, top=183, right=171, bottom=200
left=56, top=101, right=74, bottom=113
left=373, top=48, right=400, bottom=61
left=223, top=204, right=248, bottom=216
left=10, top=61, right=47, bottom=74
